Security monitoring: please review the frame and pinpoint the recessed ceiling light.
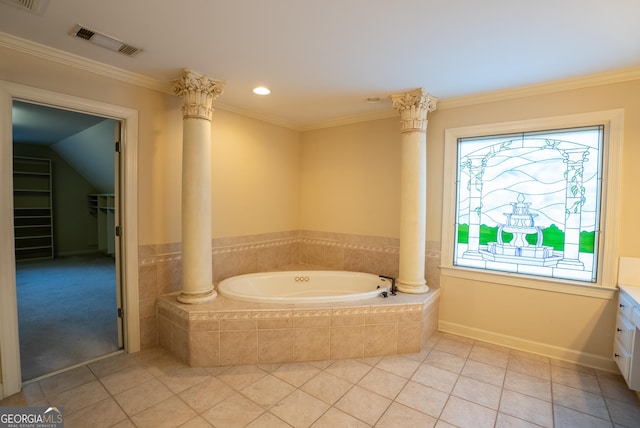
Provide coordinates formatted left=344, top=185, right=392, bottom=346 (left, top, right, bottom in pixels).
left=365, top=97, right=381, bottom=103
left=253, top=87, right=271, bottom=95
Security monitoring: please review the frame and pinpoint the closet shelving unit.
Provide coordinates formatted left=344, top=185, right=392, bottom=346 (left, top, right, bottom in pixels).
left=13, top=156, right=54, bottom=261
left=88, top=193, right=115, bottom=256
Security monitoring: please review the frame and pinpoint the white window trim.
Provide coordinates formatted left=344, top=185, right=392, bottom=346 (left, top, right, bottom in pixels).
left=441, top=110, right=624, bottom=299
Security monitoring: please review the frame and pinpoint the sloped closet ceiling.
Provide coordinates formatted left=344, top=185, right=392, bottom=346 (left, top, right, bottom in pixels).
left=12, top=101, right=115, bottom=193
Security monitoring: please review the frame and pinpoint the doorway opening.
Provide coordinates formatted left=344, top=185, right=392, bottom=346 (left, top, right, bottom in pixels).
left=1, top=81, right=140, bottom=398
left=12, top=101, right=122, bottom=380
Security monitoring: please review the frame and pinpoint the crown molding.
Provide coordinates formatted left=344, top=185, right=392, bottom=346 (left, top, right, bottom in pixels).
left=0, top=32, right=172, bottom=94
left=299, top=109, right=397, bottom=132
left=214, top=101, right=301, bottom=131
left=437, top=66, right=640, bottom=110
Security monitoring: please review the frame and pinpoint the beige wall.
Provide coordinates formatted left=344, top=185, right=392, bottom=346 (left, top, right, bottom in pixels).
left=211, top=109, right=301, bottom=238
left=300, top=117, right=402, bottom=237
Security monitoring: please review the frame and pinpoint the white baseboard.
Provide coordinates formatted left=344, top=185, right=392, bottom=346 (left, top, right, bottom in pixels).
left=439, top=320, right=619, bottom=373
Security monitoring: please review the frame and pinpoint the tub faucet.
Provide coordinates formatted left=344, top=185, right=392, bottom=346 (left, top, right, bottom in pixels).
left=378, top=275, right=397, bottom=296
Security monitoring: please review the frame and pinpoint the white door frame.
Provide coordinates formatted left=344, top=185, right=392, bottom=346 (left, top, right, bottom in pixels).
left=0, top=81, right=140, bottom=397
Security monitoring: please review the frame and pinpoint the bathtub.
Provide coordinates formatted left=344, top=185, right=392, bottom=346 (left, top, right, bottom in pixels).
left=217, top=270, right=390, bottom=304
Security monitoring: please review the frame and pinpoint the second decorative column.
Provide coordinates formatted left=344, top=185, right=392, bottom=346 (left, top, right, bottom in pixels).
left=391, top=88, right=438, bottom=294
left=173, top=70, right=224, bottom=304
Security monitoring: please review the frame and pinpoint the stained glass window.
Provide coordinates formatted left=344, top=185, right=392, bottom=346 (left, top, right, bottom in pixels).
left=453, top=126, right=604, bottom=283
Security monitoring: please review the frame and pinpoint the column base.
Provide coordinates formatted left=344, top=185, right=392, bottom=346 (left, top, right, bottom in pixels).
left=177, top=288, right=217, bottom=304
left=397, top=281, right=430, bottom=294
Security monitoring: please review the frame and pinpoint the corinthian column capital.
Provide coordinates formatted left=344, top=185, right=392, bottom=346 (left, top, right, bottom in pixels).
left=172, top=69, right=225, bottom=121
left=391, top=88, right=438, bottom=133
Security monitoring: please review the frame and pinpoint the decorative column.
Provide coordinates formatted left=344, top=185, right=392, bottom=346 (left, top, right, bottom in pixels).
left=391, top=88, right=437, bottom=294
left=173, top=70, right=224, bottom=304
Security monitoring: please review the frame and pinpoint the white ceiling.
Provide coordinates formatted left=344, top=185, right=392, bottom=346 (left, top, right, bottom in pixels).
left=1, top=0, right=640, bottom=129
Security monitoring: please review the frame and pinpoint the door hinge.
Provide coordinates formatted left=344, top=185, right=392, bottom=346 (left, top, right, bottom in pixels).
left=115, top=141, right=121, bottom=152
left=117, top=307, right=124, bottom=318
left=115, top=225, right=121, bottom=237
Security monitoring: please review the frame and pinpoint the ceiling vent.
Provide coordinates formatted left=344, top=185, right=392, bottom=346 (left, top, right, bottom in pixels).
left=0, top=0, right=50, bottom=14
left=70, top=25, right=143, bottom=57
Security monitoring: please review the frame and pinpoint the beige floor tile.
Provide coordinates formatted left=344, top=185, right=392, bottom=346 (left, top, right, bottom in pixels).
left=504, top=369, right=552, bottom=402
left=507, top=354, right=551, bottom=381
left=202, top=393, right=265, bottom=428
left=468, top=342, right=510, bottom=368
left=64, top=397, right=128, bottom=428
left=54, top=380, right=110, bottom=415
left=509, top=349, right=550, bottom=363
left=395, top=381, right=449, bottom=418
left=440, top=396, right=497, bottom=428
left=433, top=335, right=473, bottom=358
left=111, top=419, right=136, bottom=428
left=88, top=352, right=138, bottom=378
left=178, top=376, right=235, bottom=413
left=494, top=412, right=542, bottom=428
left=376, top=402, right=437, bottom=428
left=550, top=358, right=597, bottom=375
left=310, top=407, right=370, bottom=427
left=402, top=347, right=430, bottom=363
left=462, top=359, right=506, bottom=387
left=140, top=353, right=188, bottom=377
left=452, top=376, right=502, bottom=410
left=157, top=366, right=210, bottom=394
left=300, top=371, right=353, bottom=405
left=325, top=359, right=372, bottom=383
left=271, top=362, right=320, bottom=387
left=100, top=365, right=155, bottom=396
left=424, top=349, right=467, bottom=374
left=334, top=385, right=391, bottom=425
left=499, top=389, right=553, bottom=427
left=246, top=412, right=292, bottom=428
left=357, top=355, right=383, bottom=366
left=412, top=364, right=458, bottom=394
left=215, top=365, right=267, bottom=390
left=553, top=404, right=613, bottom=428
left=113, top=378, right=174, bottom=416
left=178, top=415, right=214, bottom=427
left=434, top=421, right=458, bottom=428
left=270, top=389, right=330, bottom=427
left=131, top=395, right=197, bottom=428
left=242, top=374, right=296, bottom=409
left=357, top=367, right=407, bottom=399
left=598, top=374, right=640, bottom=405
left=38, top=365, right=96, bottom=399
left=375, top=355, right=421, bottom=379
left=551, top=364, right=601, bottom=394
left=604, top=396, right=640, bottom=427
left=552, top=383, right=609, bottom=420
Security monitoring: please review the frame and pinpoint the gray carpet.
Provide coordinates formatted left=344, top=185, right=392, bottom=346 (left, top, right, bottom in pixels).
left=16, top=254, right=121, bottom=381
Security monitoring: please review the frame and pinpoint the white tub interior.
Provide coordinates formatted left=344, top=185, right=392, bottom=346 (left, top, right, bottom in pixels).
left=217, top=270, right=391, bottom=304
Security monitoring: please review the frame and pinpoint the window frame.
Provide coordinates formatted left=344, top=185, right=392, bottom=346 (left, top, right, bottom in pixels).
left=440, top=110, right=624, bottom=299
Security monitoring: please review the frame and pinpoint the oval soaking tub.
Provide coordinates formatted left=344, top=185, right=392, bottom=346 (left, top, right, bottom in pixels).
left=217, top=270, right=390, bottom=304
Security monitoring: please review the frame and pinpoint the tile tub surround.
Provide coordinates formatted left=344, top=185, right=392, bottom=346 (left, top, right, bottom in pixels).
left=157, top=289, right=439, bottom=367
left=139, top=230, right=440, bottom=349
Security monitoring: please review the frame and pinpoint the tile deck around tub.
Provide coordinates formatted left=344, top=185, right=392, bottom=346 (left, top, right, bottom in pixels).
left=157, top=289, right=440, bottom=367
